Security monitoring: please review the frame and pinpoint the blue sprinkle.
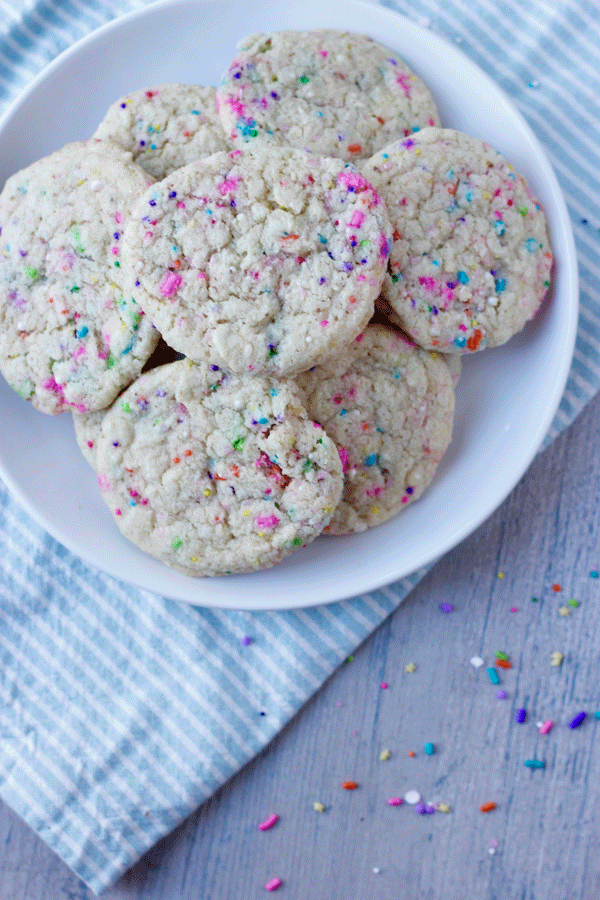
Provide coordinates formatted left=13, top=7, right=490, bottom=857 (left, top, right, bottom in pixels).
left=75, top=326, right=88, bottom=339
left=494, top=220, right=505, bottom=236
left=524, top=759, right=545, bottom=769
left=487, top=667, right=500, bottom=685
left=457, top=271, right=469, bottom=284
left=526, top=237, right=539, bottom=252
left=363, top=454, right=378, bottom=467
left=495, top=278, right=506, bottom=293
left=453, top=336, right=466, bottom=348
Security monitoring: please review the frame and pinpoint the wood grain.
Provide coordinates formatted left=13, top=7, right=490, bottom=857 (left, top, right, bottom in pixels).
left=2, top=389, right=600, bottom=900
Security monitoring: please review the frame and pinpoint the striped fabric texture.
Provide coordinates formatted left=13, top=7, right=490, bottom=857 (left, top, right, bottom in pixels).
left=0, top=0, right=599, bottom=893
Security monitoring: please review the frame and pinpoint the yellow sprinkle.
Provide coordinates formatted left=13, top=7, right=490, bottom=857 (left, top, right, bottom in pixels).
left=191, top=556, right=198, bottom=562
left=405, top=662, right=417, bottom=673
left=313, top=801, right=326, bottom=813
left=550, top=652, right=564, bottom=667
left=371, top=506, right=380, bottom=515
left=497, top=572, right=504, bottom=579
left=415, top=148, right=421, bottom=155
left=77, top=179, right=84, bottom=185
left=379, top=749, right=391, bottom=761
left=243, top=509, right=250, bottom=516
left=259, top=531, right=265, bottom=537
left=203, top=489, right=211, bottom=497
left=437, top=803, right=451, bottom=813
left=558, top=606, right=570, bottom=617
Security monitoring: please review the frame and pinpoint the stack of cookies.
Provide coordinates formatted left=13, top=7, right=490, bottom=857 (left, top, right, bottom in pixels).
left=0, top=29, right=552, bottom=577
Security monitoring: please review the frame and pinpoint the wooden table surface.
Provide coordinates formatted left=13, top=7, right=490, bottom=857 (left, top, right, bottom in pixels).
left=1, top=387, right=599, bottom=900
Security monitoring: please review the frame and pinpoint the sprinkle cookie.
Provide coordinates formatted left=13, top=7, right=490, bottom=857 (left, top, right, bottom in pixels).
left=121, top=147, right=392, bottom=376
left=0, top=140, right=160, bottom=414
left=296, top=324, right=455, bottom=533
left=95, top=358, right=344, bottom=576
left=362, top=128, right=552, bottom=353
left=216, top=30, right=440, bottom=163
left=93, top=83, right=230, bottom=179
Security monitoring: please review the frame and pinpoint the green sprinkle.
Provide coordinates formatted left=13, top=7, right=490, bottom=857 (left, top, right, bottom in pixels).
left=268, top=347, right=278, bottom=358
left=232, top=437, right=245, bottom=451
left=532, top=597, right=538, bottom=602
left=391, top=273, right=399, bottom=283
left=25, top=265, right=38, bottom=280
left=299, top=75, right=310, bottom=83
left=518, top=206, right=528, bottom=216
left=121, top=401, right=131, bottom=413
left=171, top=537, right=183, bottom=549
left=495, top=651, right=508, bottom=660
left=70, top=285, right=80, bottom=293
left=106, top=355, right=116, bottom=369
left=292, top=537, right=303, bottom=546
left=568, top=598, right=579, bottom=607
left=114, top=261, right=121, bottom=267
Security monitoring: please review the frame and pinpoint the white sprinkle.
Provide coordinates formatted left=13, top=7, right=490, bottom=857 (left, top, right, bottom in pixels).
left=90, top=180, right=102, bottom=191
left=487, top=295, right=499, bottom=306
left=470, top=656, right=484, bottom=668
left=372, top=867, right=380, bottom=874
left=404, top=789, right=421, bottom=805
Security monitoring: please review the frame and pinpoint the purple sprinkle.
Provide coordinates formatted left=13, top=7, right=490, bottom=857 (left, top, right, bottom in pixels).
left=112, top=441, right=119, bottom=447
left=496, top=690, right=508, bottom=699
left=319, top=277, right=326, bottom=285
left=211, top=364, right=220, bottom=371
left=406, top=486, right=414, bottom=494
left=169, top=191, right=177, bottom=198
left=568, top=711, right=586, bottom=729
left=415, top=802, right=435, bottom=815
left=113, top=232, right=120, bottom=240
left=149, top=199, right=156, bottom=206
left=135, top=280, right=141, bottom=287
left=241, top=636, right=252, bottom=646
left=120, top=103, right=127, bottom=108
left=19, top=249, right=27, bottom=257
left=270, top=91, right=278, bottom=99
left=343, top=262, right=354, bottom=272
left=140, top=140, right=146, bottom=146
left=439, top=603, right=454, bottom=614
left=516, top=708, right=527, bottom=723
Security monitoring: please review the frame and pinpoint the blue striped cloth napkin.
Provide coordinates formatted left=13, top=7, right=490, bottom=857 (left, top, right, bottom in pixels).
left=1, top=0, right=599, bottom=893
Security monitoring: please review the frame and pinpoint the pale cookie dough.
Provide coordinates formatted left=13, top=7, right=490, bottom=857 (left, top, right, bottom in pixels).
left=362, top=128, right=553, bottom=353
left=96, top=358, right=344, bottom=576
left=296, top=324, right=455, bottom=533
left=216, top=29, right=440, bottom=163
left=0, top=140, right=160, bottom=414
left=121, top=147, right=392, bottom=376
left=93, top=83, right=230, bottom=179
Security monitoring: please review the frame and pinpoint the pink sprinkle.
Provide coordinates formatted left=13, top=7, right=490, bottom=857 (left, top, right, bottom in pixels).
left=255, top=514, right=280, bottom=529
left=226, top=95, right=246, bottom=117
left=98, top=473, right=110, bottom=491
left=258, top=814, right=279, bottom=831
left=265, top=878, right=282, bottom=892
left=145, top=231, right=153, bottom=239
left=218, top=176, right=239, bottom=195
left=115, top=212, right=122, bottom=224
left=337, top=170, right=370, bottom=193
left=338, top=447, right=348, bottom=472
left=115, top=509, right=122, bottom=516
left=111, top=247, right=119, bottom=255
left=539, top=720, right=554, bottom=734
left=198, top=272, right=207, bottom=279
left=349, top=210, right=366, bottom=228
left=418, top=276, right=437, bottom=292
left=321, top=320, right=329, bottom=327
left=160, top=271, right=182, bottom=297
left=396, top=73, right=412, bottom=97
left=388, top=797, right=403, bottom=806
left=381, top=682, right=388, bottom=689
left=177, top=201, right=186, bottom=208
left=320, top=50, right=328, bottom=57
left=510, top=607, right=518, bottom=613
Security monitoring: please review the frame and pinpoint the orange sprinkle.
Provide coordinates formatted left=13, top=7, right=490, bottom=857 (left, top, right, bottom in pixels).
left=467, top=329, right=482, bottom=351
left=280, top=234, right=300, bottom=241
left=173, top=456, right=180, bottom=464
left=480, top=802, right=496, bottom=813
left=552, top=583, right=561, bottom=592
left=407, top=751, right=416, bottom=758
left=183, top=130, right=191, bottom=137
left=392, top=229, right=401, bottom=242
left=184, top=449, right=192, bottom=457
left=376, top=116, right=385, bottom=124
left=230, top=464, right=240, bottom=477
left=347, top=143, right=362, bottom=153
left=342, top=781, right=358, bottom=790
left=496, top=659, right=512, bottom=669
left=348, top=295, right=356, bottom=305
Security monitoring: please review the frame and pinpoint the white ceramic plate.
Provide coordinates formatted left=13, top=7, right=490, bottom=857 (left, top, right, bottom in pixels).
left=0, top=0, right=578, bottom=610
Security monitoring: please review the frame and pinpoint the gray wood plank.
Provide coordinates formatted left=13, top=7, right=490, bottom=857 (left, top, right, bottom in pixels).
left=1, top=388, right=600, bottom=900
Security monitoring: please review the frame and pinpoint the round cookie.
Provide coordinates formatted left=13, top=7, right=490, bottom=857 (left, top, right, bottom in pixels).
left=362, top=128, right=553, bottom=353
left=0, top=140, right=160, bottom=414
left=93, top=83, right=230, bottom=179
left=216, top=29, right=440, bottom=163
left=95, top=358, right=344, bottom=576
left=121, top=147, right=392, bottom=376
left=296, top=324, right=455, bottom=534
